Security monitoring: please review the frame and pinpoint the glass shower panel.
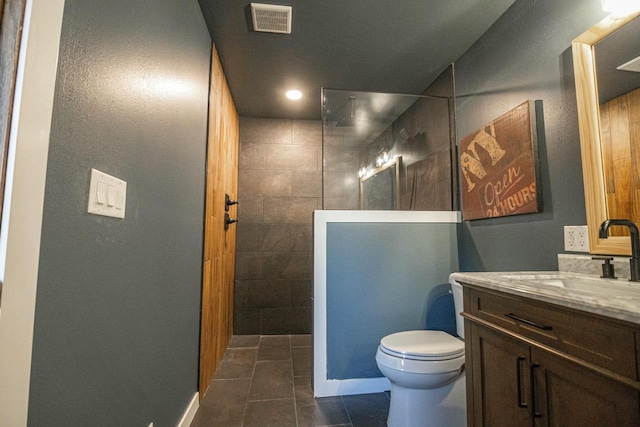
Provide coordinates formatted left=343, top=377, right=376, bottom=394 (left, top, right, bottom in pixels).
left=322, top=87, right=455, bottom=211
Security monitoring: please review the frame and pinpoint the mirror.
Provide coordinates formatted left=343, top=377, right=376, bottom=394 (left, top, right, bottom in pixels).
left=573, top=10, right=640, bottom=255
left=359, top=156, right=402, bottom=209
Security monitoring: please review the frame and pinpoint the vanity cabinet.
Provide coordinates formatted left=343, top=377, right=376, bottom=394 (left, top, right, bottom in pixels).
left=462, top=285, right=640, bottom=427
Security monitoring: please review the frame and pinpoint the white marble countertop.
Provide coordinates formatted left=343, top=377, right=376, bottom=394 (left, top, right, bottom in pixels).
left=450, top=271, right=640, bottom=326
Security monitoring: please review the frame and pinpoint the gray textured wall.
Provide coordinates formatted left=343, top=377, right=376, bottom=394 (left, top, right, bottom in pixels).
left=455, top=0, right=607, bottom=271
left=234, top=118, right=321, bottom=334
left=28, top=1, right=211, bottom=426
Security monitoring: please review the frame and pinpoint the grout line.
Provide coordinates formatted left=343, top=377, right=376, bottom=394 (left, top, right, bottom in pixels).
left=289, top=334, right=300, bottom=427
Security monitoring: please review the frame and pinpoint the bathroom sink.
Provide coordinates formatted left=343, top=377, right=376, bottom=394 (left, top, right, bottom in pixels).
left=499, top=273, right=640, bottom=299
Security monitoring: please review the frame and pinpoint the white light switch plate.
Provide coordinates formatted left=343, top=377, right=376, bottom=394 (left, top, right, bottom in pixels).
left=88, top=168, right=126, bottom=219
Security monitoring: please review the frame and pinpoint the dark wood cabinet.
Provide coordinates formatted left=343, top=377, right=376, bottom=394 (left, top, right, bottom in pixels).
left=463, top=285, right=640, bottom=427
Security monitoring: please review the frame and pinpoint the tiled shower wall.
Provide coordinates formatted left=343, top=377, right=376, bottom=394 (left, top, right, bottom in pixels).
left=234, top=118, right=321, bottom=334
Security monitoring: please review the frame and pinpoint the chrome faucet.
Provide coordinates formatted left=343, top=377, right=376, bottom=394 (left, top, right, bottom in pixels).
left=599, top=219, right=640, bottom=282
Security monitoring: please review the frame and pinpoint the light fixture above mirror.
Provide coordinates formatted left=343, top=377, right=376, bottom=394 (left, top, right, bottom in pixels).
left=601, top=0, right=640, bottom=15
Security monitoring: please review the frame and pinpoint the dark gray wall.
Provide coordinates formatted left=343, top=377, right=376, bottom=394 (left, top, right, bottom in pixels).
left=28, top=1, right=211, bottom=426
left=455, top=0, right=607, bottom=271
left=234, top=118, right=320, bottom=334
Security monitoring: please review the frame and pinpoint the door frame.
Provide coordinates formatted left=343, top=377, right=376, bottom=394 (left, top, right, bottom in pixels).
left=0, top=0, right=65, bottom=424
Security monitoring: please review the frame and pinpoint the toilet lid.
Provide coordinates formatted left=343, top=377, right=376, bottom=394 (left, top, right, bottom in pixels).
left=380, top=330, right=464, bottom=361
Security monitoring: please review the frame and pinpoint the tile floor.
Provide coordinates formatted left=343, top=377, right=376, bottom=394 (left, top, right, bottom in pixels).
left=190, top=334, right=390, bottom=427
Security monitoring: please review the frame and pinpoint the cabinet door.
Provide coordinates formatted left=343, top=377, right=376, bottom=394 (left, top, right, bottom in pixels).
left=531, top=347, right=640, bottom=427
left=469, top=323, right=532, bottom=427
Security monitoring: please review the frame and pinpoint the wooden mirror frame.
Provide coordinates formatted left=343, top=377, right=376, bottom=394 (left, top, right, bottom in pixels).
left=572, top=10, right=640, bottom=256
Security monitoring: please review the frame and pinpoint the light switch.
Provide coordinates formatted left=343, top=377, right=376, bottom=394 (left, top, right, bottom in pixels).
left=107, top=184, right=116, bottom=207
left=96, top=181, right=107, bottom=205
left=88, top=169, right=127, bottom=219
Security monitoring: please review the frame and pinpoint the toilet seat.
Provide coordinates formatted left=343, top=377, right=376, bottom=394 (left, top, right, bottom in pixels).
left=379, top=330, right=464, bottom=361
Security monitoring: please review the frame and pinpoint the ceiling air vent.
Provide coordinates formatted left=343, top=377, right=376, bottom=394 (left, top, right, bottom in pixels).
left=250, top=3, right=292, bottom=34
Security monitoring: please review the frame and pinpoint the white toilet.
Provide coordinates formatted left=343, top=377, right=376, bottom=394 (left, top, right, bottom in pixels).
left=375, top=280, right=466, bottom=427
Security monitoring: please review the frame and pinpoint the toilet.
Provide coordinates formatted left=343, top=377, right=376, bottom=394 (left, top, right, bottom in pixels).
left=375, top=280, right=466, bottom=427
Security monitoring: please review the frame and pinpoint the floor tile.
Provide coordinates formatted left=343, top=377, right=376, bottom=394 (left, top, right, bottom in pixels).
left=257, top=335, right=291, bottom=361
left=213, top=348, right=257, bottom=379
left=244, top=398, right=297, bottom=427
left=191, top=379, right=250, bottom=427
left=341, top=393, right=390, bottom=427
left=228, top=334, right=261, bottom=348
left=191, top=336, right=391, bottom=427
left=248, top=360, right=294, bottom=400
left=291, top=334, right=312, bottom=347
left=292, top=346, right=312, bottom=377
left=296, top=396, right=351, bottom=427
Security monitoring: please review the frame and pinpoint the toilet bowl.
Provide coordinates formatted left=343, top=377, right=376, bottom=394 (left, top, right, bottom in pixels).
left=375, top=280, right=466, bottom=427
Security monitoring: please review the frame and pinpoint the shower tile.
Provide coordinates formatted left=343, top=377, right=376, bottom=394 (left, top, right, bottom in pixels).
left=323, top=146, right=361, bottom=172
left=239, top=169, right=291, bottom=197
left=263, top=197, right=317, bottom=225
left=262, top=251, right=311, bottom=279
left=236, top=279, right=291, bottom=309
left=292, top=120, right=322, bottom=146
left=233, top=309, right=261, bottom=335
left=234, top=251, right=262, bottom=280
left=264, top=145, right=319, bottom=171
left=261, top=224, right=312, bottom=252
left=292, top=171, right=322, bottom=197
left=323, top=172, right=358, bottom=199
left=290, top=279, right=312, bottom=307
left=239, top=141, right=265, bottom=170
left=236, top=223, right=267, bottom=252
left=262, top=307, right=312, bottom=334
left=323, top=197, right=359, bottom=210
left=237, top=196, right=264, bottom=224
left=240, top=117, right=291, bottom=145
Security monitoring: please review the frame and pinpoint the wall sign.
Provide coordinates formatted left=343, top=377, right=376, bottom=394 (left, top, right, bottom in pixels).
left=459, top=101, right=540, bottom=220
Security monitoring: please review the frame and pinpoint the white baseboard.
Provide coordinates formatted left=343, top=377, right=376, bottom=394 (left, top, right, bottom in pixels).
left=176, top=392, right=199, bottom=427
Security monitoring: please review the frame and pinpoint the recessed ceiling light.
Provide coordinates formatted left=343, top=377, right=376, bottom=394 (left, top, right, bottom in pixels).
left=286, top=90, right=302, bottom=100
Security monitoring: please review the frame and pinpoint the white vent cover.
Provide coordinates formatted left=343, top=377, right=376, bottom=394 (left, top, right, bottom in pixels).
left=250, top=3, right=292, bottom=34
left=617, top=55, right=640, bottom=73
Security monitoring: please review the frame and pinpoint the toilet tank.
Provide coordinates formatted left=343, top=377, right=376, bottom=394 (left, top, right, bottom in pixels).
left=450, top=279, right=464, bottom=339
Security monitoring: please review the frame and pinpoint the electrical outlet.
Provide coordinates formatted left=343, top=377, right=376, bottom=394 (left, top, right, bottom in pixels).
left=564, top=225, right=589, bottom=252
left=575, top=225, right=589, bottom=252
left=564, top=226, right=576, bottom=251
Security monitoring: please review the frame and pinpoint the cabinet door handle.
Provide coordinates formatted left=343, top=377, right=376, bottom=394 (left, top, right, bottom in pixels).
left=516, top=357, right=527, bottom=408
left=505, top=313, right=553, bottom=331
left=530, top=363, right=542, bottom=418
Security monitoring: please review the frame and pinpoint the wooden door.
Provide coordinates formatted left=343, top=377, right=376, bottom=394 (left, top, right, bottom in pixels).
left=531, top=347, right=640, bottom=427
left=198, top=44, right=239, bottom=398
left=469, top=323, right=532, bottom=427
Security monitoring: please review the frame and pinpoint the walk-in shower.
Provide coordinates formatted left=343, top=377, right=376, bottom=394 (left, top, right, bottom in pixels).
left=321, top=68, right=457, bottom=211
